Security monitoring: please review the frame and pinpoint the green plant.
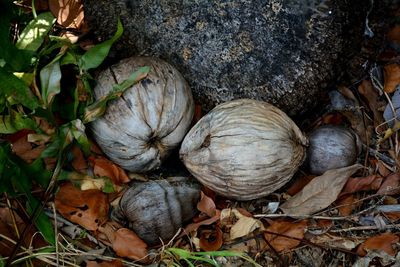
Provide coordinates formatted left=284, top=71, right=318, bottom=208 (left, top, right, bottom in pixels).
left=0, top=1, right=149, bottom=260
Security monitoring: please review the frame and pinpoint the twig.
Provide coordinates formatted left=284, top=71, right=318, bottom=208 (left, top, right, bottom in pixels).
left=375, top=205, right=400, bottom=213
left=363, top=144, right=396, bottom=166
left=52, top=203, right=59, bottom=267
left=329, top=224, right=400, bottom=233
left=254, top=214, right=349, bottom=221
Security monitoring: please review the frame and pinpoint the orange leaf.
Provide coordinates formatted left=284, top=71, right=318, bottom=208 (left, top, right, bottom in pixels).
left=336, top=194, right=356, bottom=216
left=377, top=173, right=400, bottom=195
left=199, top=226, right=223, bottom=251
left=71, top=145, right=87, bottom=173
left=286, top=175, right=316, bottom=196
left=384, top=212, right=400, bottom=223
left=383, top=64, right=400, bottom=93
left=197, top=191, right=216, bottom=217
left=341, top=175, right=383, bottom=194
left=112, top=228, right=148, bottom=262
left=264, top=220, right=308, bottom=252
left=86, top=260, right=124, bottom=267
left=89, top=156, right=130, bottom=185
left=49, top=0, right=84, bottom=29
left=183, top=210, right=221, bottom=235
left=356, top=233, right=399, bottom=256
left=193, top=104, right=203, bottom=123
left=55, top=183, right=109, bottom=231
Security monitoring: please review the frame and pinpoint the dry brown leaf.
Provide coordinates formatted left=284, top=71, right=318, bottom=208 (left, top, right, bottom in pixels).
left=358, top=80, right=384, bottom=127
left=89, top=156, right=130, bottom=185
left=193, top=103, right=203, bottom=123
left=286, top=175, right=316, bottom=196
left=86, top=260, right=124, bottom=267
left=263, top=220, right=307, bottom=252
left=384, top=212, right=400, bottom=223
left=384, top=64, right=400, bottom=93
left=341, top=175, right=383, bottom=195
left=377, top=173, right=400, bottom=195
left=229, top=209, right=263, bottom=240
left=356, top=233, right=399, bottom=256
left=183, top=210, right=221, bottom=235
left=112, top=228, right=148, bottom=261
left=336, top=194, right=356, bottom=216
left=310, top=233, right=363, bottom=251
left=71, top=145, right=87, bottom=173
left=49, top=0, right=84, bottom=29
left=387, top=25, right=400, bottom=45
left=197, top=191, right=216, bottom=217
left=55, top=182, right=109, bottom=231
left=199, top=226, right=223, bottom=251
left=280, top=164, right=362, bottom=215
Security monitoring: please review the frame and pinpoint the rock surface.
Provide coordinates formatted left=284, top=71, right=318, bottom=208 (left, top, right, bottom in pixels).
left=84, top=0, right=366, bottom=116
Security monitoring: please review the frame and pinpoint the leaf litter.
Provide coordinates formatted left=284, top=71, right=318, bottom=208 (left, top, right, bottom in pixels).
left=3, top=2, right=400, bottom=267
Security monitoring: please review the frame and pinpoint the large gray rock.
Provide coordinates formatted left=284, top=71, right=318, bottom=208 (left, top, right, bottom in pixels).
left=84, top=0, right=366, bottom=116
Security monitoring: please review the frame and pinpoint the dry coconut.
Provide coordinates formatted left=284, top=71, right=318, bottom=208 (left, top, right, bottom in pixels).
left=180, top=99, right=308, bottom=200
left=91, top=57, right=194, bottom=172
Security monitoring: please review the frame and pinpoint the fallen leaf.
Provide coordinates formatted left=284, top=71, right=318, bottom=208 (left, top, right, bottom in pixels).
left=71, top=145, right=87, bottom=173
left=370, top=159, right=391, bottom=178
left=384, top=212, right=400, bottom=222
left=336, top=194, right=356, bottom=216
left=220, top=209, right=263, bottom=240
left=310, top=233, right=362, bottom=251
left=49, top=0, right=84, bottom=29
left=86, top=259, right=124, bottom=267
left=112, top=228, right=148, bottom=261
left=199, top=226, right=223, bottom=251
left=384, top=64, right=400, bottom=93
left=263, top=220, right=307, bottom=252
left=280, top=165, right=362, bottom=215
left=89, top=156, right=129, bottom=185
left=341, top=175, right=383, bottom=194
left=223, top=237, right=267, bottom=254
left=183, top=210, right=221, bottom=235
left=377, top=173, right=400, bottom=195
left=356, top=233, right=399, bottom=256
left=286, top=175, right=316, bottom=196
left=387, top=25, right=400, bottom=45
left=358, top=80, right=384, bottom=127
left=55, top=182, right=109, bottom=231
left=193, top=103, right=203, bottom=123
left=197, top=191, right=216, bottom=217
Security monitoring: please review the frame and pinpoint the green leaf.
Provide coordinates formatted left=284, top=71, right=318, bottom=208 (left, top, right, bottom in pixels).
left=26, top=197, right=56, bottom=245
left=0, top=145, right=13, bottom=194
left=0, top=113, right=38, bottom=134
left=16, top=12, right=55, bottom=52
left=0, top=67, right=39, bottom=110
left=61, top=52, right=77, bottom=66
left=69, top=119, right=90, bottom=155
left=40, top=59, right=61, bottom=107
left=0, top=2, right=35, bottom=72
left=82, top=66, right=150, bottom=123
left=79, top=18, right=123, bottom=71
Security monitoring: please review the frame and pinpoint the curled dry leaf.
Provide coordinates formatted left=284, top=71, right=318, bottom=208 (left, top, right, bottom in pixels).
left=356, top=233, right=399, bottom=256
left=199, top=226, right=223, bottom=251
left=387, top=25, right=400, bottom=45
left=49, top=0, right=84, bottom=29
left=55, top=182, right=109, bottom=231
left=98, top=222, right=148, bottom=262
left=197, top=191, right=216, bottom=217
left=89, top=156, right=130, bottom=185
left=377, top=173, right=400, bottom=195
left=384, top=64, right=400, bottom=93
left=280, top=164, right=362, bottom=216
left=220, top=208, right=263, bottom=240
left=263, top=220, right=308, bottom=252
left=182, top=210, right=221, bottom=235
left=341, top=175, right=383, bottom=195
